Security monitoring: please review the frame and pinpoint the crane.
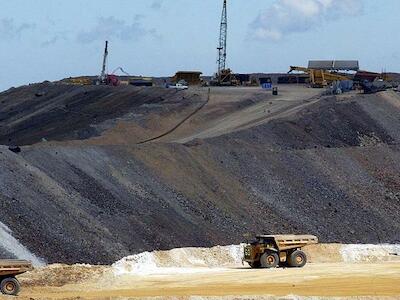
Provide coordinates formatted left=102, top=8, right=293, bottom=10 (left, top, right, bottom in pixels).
left=96, top=41, right=120, bottom=86
left=217, top=0, right=227, bottom=78
left=99, top=41, right=109, bottom=83
left=212, top=0, right=238, bottom=86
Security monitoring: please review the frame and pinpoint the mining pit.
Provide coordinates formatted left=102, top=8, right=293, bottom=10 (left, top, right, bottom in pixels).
left=0, top=83, right=399, bottom=298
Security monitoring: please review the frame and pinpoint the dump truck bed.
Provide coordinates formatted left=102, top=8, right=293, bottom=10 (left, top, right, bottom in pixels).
left=0, top=260, right=33, bottom=277
left=256, top=234, right=318, bottom=251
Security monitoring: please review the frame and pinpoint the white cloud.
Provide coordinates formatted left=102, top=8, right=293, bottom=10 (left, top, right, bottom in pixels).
left=151, top=0, right=164, bottom=10
left=0, top=18, right=35, bottom=40
left=77, top=16, right=158, bottom=44
left=250, top=0, right=363, bottom=41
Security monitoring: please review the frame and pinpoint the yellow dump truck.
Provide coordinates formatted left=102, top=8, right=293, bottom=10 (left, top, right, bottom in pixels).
left=0, top=260, right=33, bottom=295
left=243, top=235, right=318, bottom=268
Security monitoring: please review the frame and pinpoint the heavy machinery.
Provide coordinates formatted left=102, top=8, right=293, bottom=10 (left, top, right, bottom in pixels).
left=243, top=235, right=318, bottom=269
left=211, top=0, right=238, bottom=86
left=112, top=67, right=130, bottom=77
left=105, top=74, right=119, bottom=86
left=67, top=77, right=93, bottom=85
left=0, top=260, right=32, bottom=296
left=111, top=67, right=136, bottom=85
left=360, top=80, right=390, bottom=94
left=289, top=66, right=350, bottom=88
left=215, top=69, right=238, bottom=86
left=98, top=40, right=109, bottom=84
left=97, top=41, right=120, bottom=86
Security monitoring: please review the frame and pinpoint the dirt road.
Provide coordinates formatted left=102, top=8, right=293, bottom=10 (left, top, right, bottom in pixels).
left=166, top=85, right=322, bottom=143
left=15, top=262, right=400, bottom=299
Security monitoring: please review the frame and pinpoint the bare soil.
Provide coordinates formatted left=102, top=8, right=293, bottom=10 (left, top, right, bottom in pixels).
left=10, top=244, right=399, bottom=299
left=14, top=262, right=400, bottom=299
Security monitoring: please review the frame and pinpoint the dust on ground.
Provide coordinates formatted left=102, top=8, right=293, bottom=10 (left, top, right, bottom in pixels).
left=12, top=243, right=400, bottom=300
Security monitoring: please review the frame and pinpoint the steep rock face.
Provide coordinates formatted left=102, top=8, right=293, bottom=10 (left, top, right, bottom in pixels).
left=0, top=144, right=290, bottom=264
left=0, top=84, right=399, bottom=264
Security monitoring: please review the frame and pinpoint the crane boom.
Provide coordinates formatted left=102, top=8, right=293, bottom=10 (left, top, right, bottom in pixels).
left=112, top=67, right=130, bottom=76
left=100, top=41, right=109, bottom=82
left=217, top=0, right=227, bottom=78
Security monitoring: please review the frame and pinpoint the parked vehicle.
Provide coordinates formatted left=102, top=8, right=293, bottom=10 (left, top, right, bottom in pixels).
left=168, top=83, right=189, bottom=90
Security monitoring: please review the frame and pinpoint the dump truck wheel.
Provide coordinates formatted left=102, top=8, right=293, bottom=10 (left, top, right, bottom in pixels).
left=288, top=250, right=307, bottom=268
left=260, top=251, right=279, bottom=268
left=1, top=277, right=20, bottom=296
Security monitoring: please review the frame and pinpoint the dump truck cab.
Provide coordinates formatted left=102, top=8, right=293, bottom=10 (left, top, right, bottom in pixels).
left=243, top=235, right=318, bottom=269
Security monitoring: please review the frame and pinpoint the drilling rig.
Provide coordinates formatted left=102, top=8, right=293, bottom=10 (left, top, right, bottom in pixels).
left=217, top=0, right=227, bottom=79
left=212, top=0, right=237, bottom=86
left=97, top=41, right=119, bottom=86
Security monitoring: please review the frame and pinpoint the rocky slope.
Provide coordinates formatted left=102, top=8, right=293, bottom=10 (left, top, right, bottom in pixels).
left=0, top=83, right=399, bottom=264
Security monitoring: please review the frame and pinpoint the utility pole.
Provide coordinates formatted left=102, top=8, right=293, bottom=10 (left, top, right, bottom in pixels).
left=217, top=0, right=227, bottom=82
left=99, top=41, right=109, bottom=83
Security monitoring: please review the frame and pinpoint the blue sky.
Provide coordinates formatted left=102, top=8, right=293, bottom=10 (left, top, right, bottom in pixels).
left=0, top=0, right=399, bottom=91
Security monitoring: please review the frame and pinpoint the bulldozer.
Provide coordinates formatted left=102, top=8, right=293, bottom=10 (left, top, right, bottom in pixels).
left=289, top=66, right=351, bottom=88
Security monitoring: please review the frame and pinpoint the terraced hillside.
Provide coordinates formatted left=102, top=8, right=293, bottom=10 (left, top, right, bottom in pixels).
left=0, top=83, right=399, bottom=264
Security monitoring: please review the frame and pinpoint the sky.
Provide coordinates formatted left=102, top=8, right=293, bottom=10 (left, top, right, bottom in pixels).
left=1, top=0, right=400, bottom=91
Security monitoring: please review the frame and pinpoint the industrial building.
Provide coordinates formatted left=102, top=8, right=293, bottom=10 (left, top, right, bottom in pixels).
left=172, top=71, right=203, bottom=85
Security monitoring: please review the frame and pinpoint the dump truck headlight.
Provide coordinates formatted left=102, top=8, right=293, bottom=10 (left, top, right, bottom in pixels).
left=244, top=246, right=251, bottom=258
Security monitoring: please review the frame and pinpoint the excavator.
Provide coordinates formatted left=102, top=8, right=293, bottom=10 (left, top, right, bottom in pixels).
left=289, top=66, right=351, bottom=88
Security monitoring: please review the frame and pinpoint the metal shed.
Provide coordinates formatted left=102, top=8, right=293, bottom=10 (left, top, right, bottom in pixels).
left=308, top=60, right=359, bottom=71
